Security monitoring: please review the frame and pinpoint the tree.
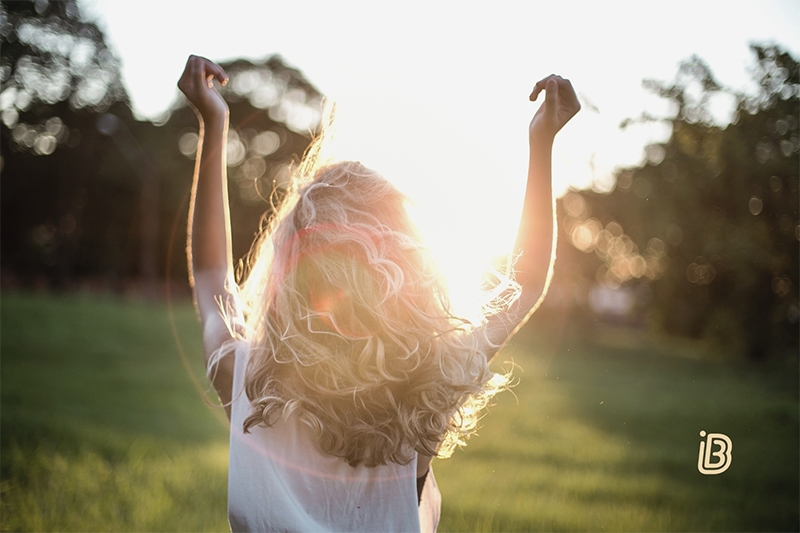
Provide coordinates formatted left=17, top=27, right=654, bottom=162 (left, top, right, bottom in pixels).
left=1, top=0, right=324, bottom=297
left=1, top=0, right=135, bottom=288
left=150, top=55, right=324, bottom=288
left=0, top=0, right=127, bottom=138
left=555, top=44, right=799, bottom=359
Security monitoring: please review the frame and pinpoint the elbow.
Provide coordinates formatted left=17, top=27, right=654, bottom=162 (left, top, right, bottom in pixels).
left=516, top=279, right=547, bottom=311
left=512, top=255, right=555, bottom=314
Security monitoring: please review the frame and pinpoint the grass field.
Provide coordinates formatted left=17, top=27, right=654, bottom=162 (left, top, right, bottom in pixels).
left=1, top=292, right=798, bottom=532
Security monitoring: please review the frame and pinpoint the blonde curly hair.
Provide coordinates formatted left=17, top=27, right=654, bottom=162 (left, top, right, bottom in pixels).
left=224, top=152, right=513, bottom=467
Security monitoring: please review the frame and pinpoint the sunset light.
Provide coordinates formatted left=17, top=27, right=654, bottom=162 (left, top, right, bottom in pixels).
left=4, top=1, right=799, bottom=531
left=74, top=0, right=798, bottom=321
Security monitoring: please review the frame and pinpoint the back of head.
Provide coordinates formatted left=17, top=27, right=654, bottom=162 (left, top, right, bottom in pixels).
left=236, top=160, right=505, bottom=467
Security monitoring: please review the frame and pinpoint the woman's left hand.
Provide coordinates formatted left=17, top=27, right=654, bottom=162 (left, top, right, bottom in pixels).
left=528, top=74, right=580, bottom=143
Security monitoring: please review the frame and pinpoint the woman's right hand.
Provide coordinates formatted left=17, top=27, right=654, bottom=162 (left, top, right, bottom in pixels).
left=178, top=55, right=229, bottom=124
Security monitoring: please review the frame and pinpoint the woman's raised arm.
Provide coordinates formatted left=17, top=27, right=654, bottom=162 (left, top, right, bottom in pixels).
left=178, top=55, right=236, bottom=417
left=480, top=75, right=580, bottom=358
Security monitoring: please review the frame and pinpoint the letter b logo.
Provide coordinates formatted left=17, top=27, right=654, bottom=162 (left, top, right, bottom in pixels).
left=698, top=431, right=732, bottom=475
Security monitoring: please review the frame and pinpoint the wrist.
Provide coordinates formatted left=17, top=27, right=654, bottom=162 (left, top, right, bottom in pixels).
left=529, top=121, right=555, bottom=142
left=199, top=112, right=229, bottom=133
left=529, top=132, right=554, bottom=152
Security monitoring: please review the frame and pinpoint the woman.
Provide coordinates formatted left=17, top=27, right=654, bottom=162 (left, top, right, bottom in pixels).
left=178, top=55, right=579, bottom=532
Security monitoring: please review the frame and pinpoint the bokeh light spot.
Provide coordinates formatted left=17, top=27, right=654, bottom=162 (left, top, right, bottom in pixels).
left=178, top=132, right=198, bottom=157
left=242, top=157, right=267, bottom=180
left=226, top=130, right=246, bottom=166
left=646, top=237, right=665, bottom=256
left=772, top=276, right=792, bottom=297
left=666, top=223, right=683, bottom=246
left=686, top=256, right=715, bottom=285
left=748, top=196, right=763, bottom=215
left=563, top=191, right=587, bottom=219
left=645, top=144, right=665, bottom=165
left=606, top=221, right=623, bottom=237
left=252, top=130, right=281, bottom=157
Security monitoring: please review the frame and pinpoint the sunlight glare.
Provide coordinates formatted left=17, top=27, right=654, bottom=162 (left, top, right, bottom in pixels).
left=324, top=93, right=597, bottom=324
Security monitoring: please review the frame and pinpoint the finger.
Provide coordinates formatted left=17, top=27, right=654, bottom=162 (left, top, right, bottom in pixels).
left=207, top=62, right=229, bottom=86
left=188, top=55, right=228, bottom=87
left=529, top=80, right=546, bottom=101
left=545, top=78, right=559, bottom=114
left=529, top=74, right=561, bottom=101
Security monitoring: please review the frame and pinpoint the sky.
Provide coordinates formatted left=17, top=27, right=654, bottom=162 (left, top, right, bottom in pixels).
left=82, top=0, right=799, bottom=314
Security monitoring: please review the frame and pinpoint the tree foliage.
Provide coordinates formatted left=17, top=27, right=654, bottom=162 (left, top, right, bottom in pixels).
left=1, top=0, right=135, bottom=288
left=556, top=44, right=799, bottom=359
left=1, top=1, right=322, bottom=293
left=0, top=0, right=127, bottom=143
left=157, top=56, right=323, bottom=282
left=2, top=2, right=795, bottom=359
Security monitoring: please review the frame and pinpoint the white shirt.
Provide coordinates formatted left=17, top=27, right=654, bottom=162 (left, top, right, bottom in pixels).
left=227, top=343, right=441, bottom=532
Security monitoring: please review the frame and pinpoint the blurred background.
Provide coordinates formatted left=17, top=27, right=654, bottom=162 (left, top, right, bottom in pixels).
left=1, top=1, right=798, bottom=531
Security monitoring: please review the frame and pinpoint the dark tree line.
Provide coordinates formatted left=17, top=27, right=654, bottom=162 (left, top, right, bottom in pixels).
left=552, top=44, right=799, bottom=359
left=1, top=0, right=322, bottom=295
left=2, top=1, right=796, bottom=359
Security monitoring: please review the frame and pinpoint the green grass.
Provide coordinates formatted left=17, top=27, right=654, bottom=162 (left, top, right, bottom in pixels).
left=1, top=293, right=230, bottom=532
left=1, top=293, right=798, bottom=531
left=436, top=325, right=799, bottom=532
